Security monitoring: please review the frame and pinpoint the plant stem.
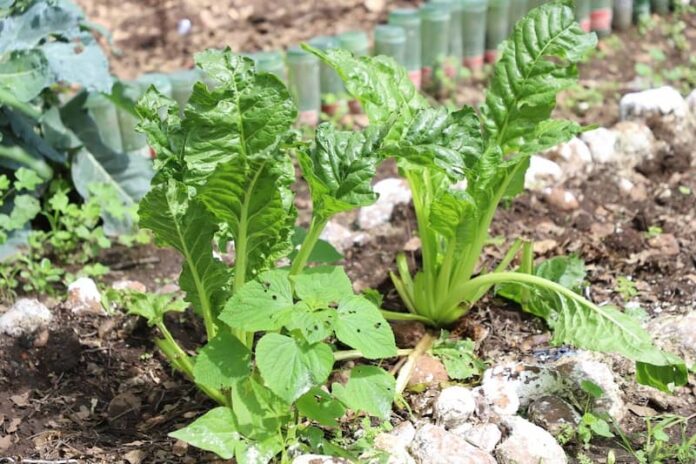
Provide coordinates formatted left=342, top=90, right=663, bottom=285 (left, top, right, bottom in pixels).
left=380, top=309, right=433, bottom=325
left=395, top=332, right=435, bottom=395
left=289, top=215, right=328, bottom=276
left=156, top=322, right=227, bottom=405
left=0, top=88, right=42, bottom=119
left=333, top=348, right=413, bottom=362
left=0, top=145, right=53, bottom=180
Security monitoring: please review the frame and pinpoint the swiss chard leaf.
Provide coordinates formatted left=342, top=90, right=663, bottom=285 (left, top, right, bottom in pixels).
left=297, top=124, right=381, bottom=219
left=332, top=365, right=395, bottom=420
left=138, top=179, right=230, bottom=333
left=255, top=333, right=334, bottom=403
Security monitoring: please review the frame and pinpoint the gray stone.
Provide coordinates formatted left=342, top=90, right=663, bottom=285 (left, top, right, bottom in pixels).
left=556, top=353, right=626, bottom=421
left=648, top=312, right=696, bottom=368
left=581, top=128, right=618, bottom=164
left=527, top=395, right=581, bottom=437
left=0, top=299, right=52, bottom=337
left=409, top=424, right=496, bottom=464
left=687, top=89, right=696, bottom=115
left=67, top=277, right=104, bottom=315
left=373, top=422, right=416, bottom=464
left=620, top=86, right=689, bottom=121
left=524, top=155, right=563, bottom=191
left=496, top=416, right=567, bottom=464
left=612, top=121, right=656, bottom=166
left=357, top=178, right=412, bottom=229
left=482, top=363, right=563, bottom=410
left=320, top=220, right=355, bottom=253
left=456, top=423, right=502, bottom=453
left=435, top=386, right=476, bottom=428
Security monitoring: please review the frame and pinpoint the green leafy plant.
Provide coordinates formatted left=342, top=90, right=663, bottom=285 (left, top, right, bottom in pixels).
left=615, top=413, right=696, bottom=464
left=616, top=276, right=639, bottom=301
left=306, top=1, right=686, bottom=392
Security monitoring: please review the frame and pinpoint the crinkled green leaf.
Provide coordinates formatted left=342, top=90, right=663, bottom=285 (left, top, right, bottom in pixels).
left=332, top=365, right=395, bottom=420
left=256, top=333, right=334, bottom=403
left=138, top=179, right=230, bottom=324
left=296, top=387, right=346, bottom=427
left=304, top=46, right=426, bottom=140
left=480, top=3, right=597, bottom=155
left=297, top=124, right=381, bottom=219
left=219, top=269, right=294, bottom=332
left=198, top=157, right=296, bottom=279
left=123, top=291, right=187, bottom=327
left=291, top=266, right=354, bottom=307
left=193, top=332, right=252, bottom=390
left=169, top=407, right=242, bottom=459
left=334, top=295, right=396, bottom=359
left=429, top=189, right=479, bottom=255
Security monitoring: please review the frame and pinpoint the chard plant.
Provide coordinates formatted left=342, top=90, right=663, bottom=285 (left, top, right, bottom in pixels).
left=132, top=2, right=686, bottom=462
left=305, top=0, right=686, bottom=393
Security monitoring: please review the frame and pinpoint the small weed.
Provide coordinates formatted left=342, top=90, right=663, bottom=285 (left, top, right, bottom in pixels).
left=616, top=276, right=639, bottom=301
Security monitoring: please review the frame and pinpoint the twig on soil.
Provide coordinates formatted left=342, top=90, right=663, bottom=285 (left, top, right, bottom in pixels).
left=110, top=256, right=160, bottom=270
left=394, top=332, right=436, bottom=395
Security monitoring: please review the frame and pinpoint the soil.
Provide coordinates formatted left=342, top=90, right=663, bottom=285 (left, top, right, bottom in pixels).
left=2, top=3, right=696, bottom=463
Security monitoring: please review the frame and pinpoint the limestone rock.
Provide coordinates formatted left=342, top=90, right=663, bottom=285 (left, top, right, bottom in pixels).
left=0, top=299, right=52, bottom=337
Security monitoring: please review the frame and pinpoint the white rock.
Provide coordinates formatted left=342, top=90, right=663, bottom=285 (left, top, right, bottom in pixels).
left=548, top=137, right=592, bottom=172
left=434, top=386, right=476, bottom=428
left=556, top=353, right=626, bottom=421
left=320, top=220, right=355, bottom=253
left=481, top=375, right=520, bottom=416
left=482, top=363, right=564, bottom=409
left=496, top=416, right=567, bottom=464
left=0, top=299, right=52, bottom=337
left=581, top=128, right=618, bottom=164
left=458, top=423, right=502, bottom=453
left=612, top=121, right=656, bottom=165
left=409, top=424, right=496, bottom=464
left=357, top=178, right=412, bottom=229
left=620, top=86, right=689, bottom=120
left=67, top=277, right=104, bottom=315
left=373, top=422, right=417, bottom=464
left=524, top=155, right=563, bottom=191
left=648, top=312, right=696, bottom=368
left=292, top=455, right=350, bottom=464
left=687, top=89, right=696, bottom=115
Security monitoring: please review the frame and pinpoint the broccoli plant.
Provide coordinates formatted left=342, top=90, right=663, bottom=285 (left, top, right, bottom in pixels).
left=306, top=1, right=686, bottom=393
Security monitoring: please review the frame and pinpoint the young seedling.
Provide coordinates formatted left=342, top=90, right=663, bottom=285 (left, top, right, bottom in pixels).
left=306, top=0, right=686, bottom=393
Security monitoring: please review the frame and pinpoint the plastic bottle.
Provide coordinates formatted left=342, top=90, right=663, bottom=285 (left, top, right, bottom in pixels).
left=485, top=0, right=511, bottom=63
left=460, top=0, right=489, bottom=70
left=634, top=0, right=651, bottom=24
left=575, top=0, right=592, bottom=32
left=308, top=36, right=345, bottom=116
left=431, top=0, right=464, bottom=76
left=651, top=0, right=670, bottom=15
left=169, top=69, right=202, bottom=113
left=420, top=3, right=451, bottom=86
left=508, top=0, right=528, bottom=33
left=590, top=0, right=613, bottom=37
left=250, top=51, right=286, bottom=81
left=286, top=46, right=321, bottom=126
left=389, top=8, right=423, bottom=88
left=374, top=25, right=407, bottom=65
left=338, top=30, right=370, bottom=57
left=613, top=0, right=634, bottom=31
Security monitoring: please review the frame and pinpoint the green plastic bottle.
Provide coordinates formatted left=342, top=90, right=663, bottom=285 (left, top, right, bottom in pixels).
left=374, top=25, right=407, bottom=65
left=575, top=0, right=591, bottom=32
left=250, top=51, right=286, bottom=81
left=634, top=0, right=651, bottom=24
left=338, top=30, right=370, bottom=56
left=115, top=81, right=148, bottom=156
left=460, top=0, right=489, bottom=70
left=431, top=0, right=464, bottom=66
left=388, top=8, right=423, bottom=88
left=85, top=92, right=123, bottom=153
left=286, top=46, right=321, bottom=126
left=308, top=36, right=345, bottom=115
left=420, top=3, right=451, bottom=86
left=508, top=0, right=528, bottom=33
left=590, top=0, right=613, bottom=37
left=651, top=0, right=670, bottom=15
left=169, top=69, right=202, bottom=114
left=613, top=0, right=633, bottom=31
left=485, top=0, right=511, bottom=63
